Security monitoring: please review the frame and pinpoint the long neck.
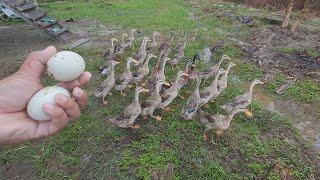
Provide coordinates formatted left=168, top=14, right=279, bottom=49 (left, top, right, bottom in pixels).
left=226, top=109, right=240, bottom=121
left=122, top=35, right=126, bottom=43
left=196, top=80, right=201, bottom=92
left=143, top=40, right=148, bottom=50
left=161, top=59, right=168, bottom=73
left=131, top=30, right=134, bottom=38
left=155, top=83, right=162, bottom=93
left=153, top=34, right=156, bottom=44
left=183, top=41, right=187, bottom=50
left=249, top=82, right=257, bottom=97
left=217, top=58, right=224, bottom=67
left=134, top=91, right=141, bottom=104
left=126, top=61, right=131, bottom=72
left=212, top=72, right=221, bottom=86
left=174, top=74, right=182, bottom=84
left=225, top=65, right=233, bottom=75
left=110, top=65, right=115, bottom=76
left=111, top=40, right=114, bottom=47
left=144, top=56, right=152, bottom=66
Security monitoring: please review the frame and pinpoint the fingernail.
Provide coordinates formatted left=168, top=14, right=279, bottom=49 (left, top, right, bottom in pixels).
left=56, top=94, right=67, bottom=103
left=44, top=45, right=56, bottom=52
left=74, top=87, right=84, bottom=97
left=87, top=72, right=92, bottom=79
left=43, top=104, right=55, bottom=111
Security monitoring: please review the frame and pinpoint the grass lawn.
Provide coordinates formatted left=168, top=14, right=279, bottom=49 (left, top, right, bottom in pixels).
left=1, top=0, right=319, bottom=179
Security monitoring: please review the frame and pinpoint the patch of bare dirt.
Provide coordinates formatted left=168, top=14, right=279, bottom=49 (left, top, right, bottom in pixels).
left=0, top=161, right=39, bottom=180
left=0, top=19, right=114, bottom=80
left=242, top=25, right=320, bottom=82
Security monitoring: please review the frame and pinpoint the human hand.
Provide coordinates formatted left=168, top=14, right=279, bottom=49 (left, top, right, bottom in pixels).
left=0, top=46, right=92, bottom=144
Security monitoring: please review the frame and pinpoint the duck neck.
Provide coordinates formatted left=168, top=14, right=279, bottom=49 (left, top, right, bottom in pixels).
left=110, top=65, right=115, bottom=76
left=174, top=74, right=183, bottom=86
left=155, top=83, right=162, bottom=94
left=144, top=56, right=152, bottom=67
left=131, top=30, right=135, bottom=38
left=111, top=40, right=114, bottom=48
left=196, top=79, right=201, bottom=92
left=126, top=61, right=132, bottom=73
left=134, top=91, right=141, bottom=104
left=217, top=58, right=225, bottom=67
left=249, top=82, right=257, bottom=97
left=153, top=34, right=157, bottom=44
left=226, top=108, right=239, bottom=122
left=122, top=35, right=126, bottom=43
left=160, top=59, right=168, bottom=73
left=143, top=39, right=148, bottom=50
left=212, top=72, right=221, bottom=86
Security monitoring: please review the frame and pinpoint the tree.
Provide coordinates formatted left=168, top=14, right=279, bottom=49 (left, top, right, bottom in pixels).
left=290, top=0, right=311, bottom=31
left=282, top=0, right=295, bottom=28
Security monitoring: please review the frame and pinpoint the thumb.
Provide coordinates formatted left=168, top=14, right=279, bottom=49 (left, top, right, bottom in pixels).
left=19, top=46, right=57, bottom=79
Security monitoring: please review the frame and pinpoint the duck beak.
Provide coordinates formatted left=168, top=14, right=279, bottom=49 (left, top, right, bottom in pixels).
left=164, top=81, right=171, bottom=86
left=131, top=59, right=139, bottom=64
left=183, top=73, right=189, bottom=77
left=115, top=61, right=120, bottom=64
left=244, top=108, right=253, bottom=117
left=143, top=88, right=149, bottom=93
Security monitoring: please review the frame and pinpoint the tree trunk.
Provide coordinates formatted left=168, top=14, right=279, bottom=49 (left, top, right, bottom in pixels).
left=291, top=1, right=310, bottom=31
left=282, top=0, right=295, bottom=28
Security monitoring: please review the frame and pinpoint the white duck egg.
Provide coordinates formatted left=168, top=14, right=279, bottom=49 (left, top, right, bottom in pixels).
left=47, top=51, right=85, bottom=82
left=27, top=86, right=70, bottom=121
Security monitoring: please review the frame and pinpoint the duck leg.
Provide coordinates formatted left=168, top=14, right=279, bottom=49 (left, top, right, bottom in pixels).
left=120, top=90, right=127, bottom=97
left=164, top=107, right=172, bottom=112
left=152, top=115, right=162, bottom=122
left=102, top=95, right=108, bottom=106
left=178, top=94, right=185, bottom=100
left=244, top=108, right=253, bottom=117
left=203, top=129, right=209, bottom=141
left=131, top=124, right=140, bottom=129
left=215, top=129, right=223, bottom=136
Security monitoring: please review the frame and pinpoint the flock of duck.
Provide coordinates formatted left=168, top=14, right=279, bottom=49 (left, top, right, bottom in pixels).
left=95, top=29, right=264, bottom=140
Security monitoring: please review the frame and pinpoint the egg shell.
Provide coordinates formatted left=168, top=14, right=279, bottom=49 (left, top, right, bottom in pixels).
left=27, top=86, right=71, bottom=121
left=47, top=51, right=85, bottom=82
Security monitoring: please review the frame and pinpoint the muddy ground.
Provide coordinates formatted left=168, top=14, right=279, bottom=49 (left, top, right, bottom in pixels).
left=0, top=19, right=112, bottom=78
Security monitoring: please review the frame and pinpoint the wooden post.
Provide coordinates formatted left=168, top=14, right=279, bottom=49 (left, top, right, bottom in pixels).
left=282, top=0, right=295, bottom=28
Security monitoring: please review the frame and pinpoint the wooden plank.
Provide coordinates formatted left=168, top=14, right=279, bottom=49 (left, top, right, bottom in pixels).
left=63, top=38, right=89, bottom=50
left=2, top=0, right=23, bottom=6
left=16, top=3, right=36, bottom=12
left=35, top=16, right=57, bottom=28
left=22, top=9, right=46, bottom=21
left=52, top=27, right=68, bottom=36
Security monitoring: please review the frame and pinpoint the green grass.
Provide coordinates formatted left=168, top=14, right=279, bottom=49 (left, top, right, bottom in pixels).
left=266, top=73, right=320, bottom=104
left=1, top=0, right=320, bottom=179
left=277, top=47, right=296, bottom=54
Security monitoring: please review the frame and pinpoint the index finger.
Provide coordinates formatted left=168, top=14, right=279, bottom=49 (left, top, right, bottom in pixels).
left=58, top=71, right=92, bottom=90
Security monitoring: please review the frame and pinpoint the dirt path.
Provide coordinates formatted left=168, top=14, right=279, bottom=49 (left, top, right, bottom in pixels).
left=0, top=20, right=113, bottom=79
left=254, top=88, right=320, bottom=151
left=0, top=23, right=53, bottom=63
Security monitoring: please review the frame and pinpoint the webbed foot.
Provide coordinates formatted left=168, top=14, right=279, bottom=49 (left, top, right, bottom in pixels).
left=215, top=129, right=223, bottom=136
left=244, top=108, right=253, bottom=117
left=131, top=125, right=140, bottom=129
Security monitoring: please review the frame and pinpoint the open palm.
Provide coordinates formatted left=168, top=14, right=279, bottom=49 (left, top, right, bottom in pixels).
left=0, top=46, right=91, bottom=144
